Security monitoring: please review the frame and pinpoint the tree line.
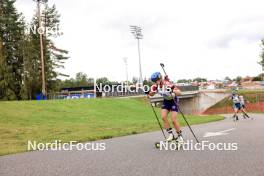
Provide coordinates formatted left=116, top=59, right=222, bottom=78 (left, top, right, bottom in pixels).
left=0, top=0, right=68, bottom=100
left=1, top=0, right=263, bottom=101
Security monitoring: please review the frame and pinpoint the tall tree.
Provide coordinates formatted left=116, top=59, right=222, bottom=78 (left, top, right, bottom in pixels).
left=0, top=0, right=25, bottom=100
left=23, top=2, right=68, bottom=98
left=235, top=76, right=242, bottom=85
left=75, top=72, right=93, bottom=86
left=20, top=32, right=42, bottom=99
left=260, top=39, right=264, bottom=70
left=193, top=77, right=207, bottom=83
left=42, top=4, right=68, bottom=92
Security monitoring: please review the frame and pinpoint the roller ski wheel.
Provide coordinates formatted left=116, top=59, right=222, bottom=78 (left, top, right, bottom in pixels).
left=154, top=140, right=177, bottom=148
left=155, top=141, right=161, bottom=149
left=155, top=139, right=171, bottom=149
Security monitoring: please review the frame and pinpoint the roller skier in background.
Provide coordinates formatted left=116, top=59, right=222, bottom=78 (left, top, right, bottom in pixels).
left=231, top=90, right=250, bottom=121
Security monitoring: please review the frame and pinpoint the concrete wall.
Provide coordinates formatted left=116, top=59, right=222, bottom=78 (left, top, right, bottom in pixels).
left=179, top=91, right=229, bottom=114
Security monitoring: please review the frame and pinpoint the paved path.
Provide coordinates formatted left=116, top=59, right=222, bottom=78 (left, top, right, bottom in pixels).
left=0, top=114, right=264, bottom=176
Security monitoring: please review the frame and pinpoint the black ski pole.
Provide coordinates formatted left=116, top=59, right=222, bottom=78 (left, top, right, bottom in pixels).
left=160, top=63, right=200, bottom=143
left=160, top=63, right=167, bottom=75
left=146, top=95, right=166, bottom=140
left=177, top=105, right=200, bottom=143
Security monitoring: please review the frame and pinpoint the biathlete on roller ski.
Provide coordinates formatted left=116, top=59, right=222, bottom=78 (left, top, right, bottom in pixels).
left=238, top=95, right=250, bottom=119
left=146, top=72, right=184, bottom=144
left=231, top=91, right=250, bottom=121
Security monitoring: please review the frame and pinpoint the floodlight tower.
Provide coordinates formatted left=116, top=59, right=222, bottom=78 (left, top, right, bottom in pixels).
left=130, top=25, right=143, bottom=87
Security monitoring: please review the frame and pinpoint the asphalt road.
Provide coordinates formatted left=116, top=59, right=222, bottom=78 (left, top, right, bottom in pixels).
left=0, top=114, right=264, bottom=176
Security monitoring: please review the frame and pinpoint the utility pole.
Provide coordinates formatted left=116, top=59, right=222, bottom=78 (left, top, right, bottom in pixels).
left=34, top=0, right=46, bottom=96
left=130, top=25, right=143, bottom=87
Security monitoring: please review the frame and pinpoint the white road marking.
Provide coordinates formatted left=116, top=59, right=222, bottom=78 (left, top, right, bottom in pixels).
left=203, top=128, right=235, bottom=138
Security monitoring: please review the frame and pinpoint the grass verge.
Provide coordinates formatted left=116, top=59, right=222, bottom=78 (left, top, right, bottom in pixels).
left=0, top=98, right=224, bottom=155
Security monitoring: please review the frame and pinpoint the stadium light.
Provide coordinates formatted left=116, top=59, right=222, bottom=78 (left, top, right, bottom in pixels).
left=130, top=25, right=143, bottom=87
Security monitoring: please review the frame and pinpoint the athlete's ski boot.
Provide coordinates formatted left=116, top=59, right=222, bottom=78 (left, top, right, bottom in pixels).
left=155, top=133, right=175, bottom=149
left=175, top=134, right=184, bottom=145
left=166, top=133, right=174, bottom=142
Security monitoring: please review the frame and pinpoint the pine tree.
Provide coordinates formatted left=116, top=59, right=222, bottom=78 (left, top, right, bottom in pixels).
left=0, top=0, right=25, bottom=100
left=23, top=2, right=68, bottom=99
left=20, top=31, right=42, bottom=100
left=260, top=39, right=264, bottom=71
left=0, top=0, right=68, bottom=100
left=42, top=4, right=68, bottom=93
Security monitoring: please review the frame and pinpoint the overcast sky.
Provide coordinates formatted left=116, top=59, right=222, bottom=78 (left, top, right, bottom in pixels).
left=15, top=0, right=264, bottom=82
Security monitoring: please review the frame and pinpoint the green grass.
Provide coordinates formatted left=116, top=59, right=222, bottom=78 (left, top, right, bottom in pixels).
left=0, top=97, right=223, bottom=155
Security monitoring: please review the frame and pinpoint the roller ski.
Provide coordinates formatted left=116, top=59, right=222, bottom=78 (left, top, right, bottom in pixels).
left=155, top=133, right=184, bottom=150
left=233, top=114, right=239, bottom=121
left=244, top=112, right=254, bottom=120
left=242, top=114, right=247, bottom=119
left=242, top=112, right=251, bottom=119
